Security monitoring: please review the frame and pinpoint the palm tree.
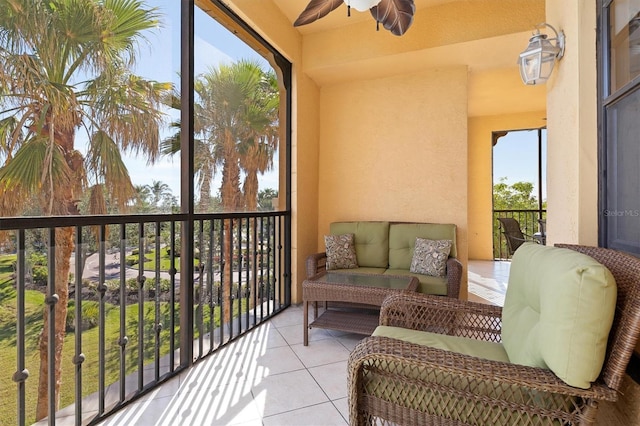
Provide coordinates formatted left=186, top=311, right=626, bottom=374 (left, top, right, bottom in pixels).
left=0, top=0, right=170, bottom=419
left=238, top=69, right=279, bottom=211
left=162, top=60, right=279, bottom=322
left=145, top=179, right=171, bottom=209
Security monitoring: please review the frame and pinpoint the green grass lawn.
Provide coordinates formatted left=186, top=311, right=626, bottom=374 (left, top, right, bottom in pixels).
left=0, top=254, right=243, bottom=425
left=126, top=247, right=202, bottom=272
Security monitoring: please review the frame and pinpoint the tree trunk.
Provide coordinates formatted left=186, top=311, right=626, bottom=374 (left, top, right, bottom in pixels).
left=35, top=227, right=73, bottom=420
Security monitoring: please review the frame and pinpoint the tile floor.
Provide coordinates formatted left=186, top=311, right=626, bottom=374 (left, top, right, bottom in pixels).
left=97, top=261, right=509, bottom=426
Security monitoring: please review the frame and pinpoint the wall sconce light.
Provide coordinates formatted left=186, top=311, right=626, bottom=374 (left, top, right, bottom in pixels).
left=518, top=23, right=565, bottom=85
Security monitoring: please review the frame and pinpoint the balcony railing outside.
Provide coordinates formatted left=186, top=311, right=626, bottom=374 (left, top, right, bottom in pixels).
left=493, top=209, right=546, bottom=259
left=0, top=212, right=290, bottom=425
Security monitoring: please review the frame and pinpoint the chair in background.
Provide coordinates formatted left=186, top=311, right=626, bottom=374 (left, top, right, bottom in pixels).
left=497, top=217, right=539, bottom=255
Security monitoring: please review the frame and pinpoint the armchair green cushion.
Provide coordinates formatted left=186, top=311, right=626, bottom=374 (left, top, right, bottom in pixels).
left=373, top=325, right=509, bottom=363
left=501, top=243, right=617, bottom=389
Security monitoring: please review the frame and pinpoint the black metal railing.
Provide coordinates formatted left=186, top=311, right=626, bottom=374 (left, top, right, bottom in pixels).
left=0, top=212, right=290, bottom=425
left=493, top=209, right=546, bottom=259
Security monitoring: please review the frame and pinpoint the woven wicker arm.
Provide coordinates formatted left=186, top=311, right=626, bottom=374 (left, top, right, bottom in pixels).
left=348, top=336, right=618, bottom=426
left=305, top=252, right=463, bottom=298
left=380, top=292, right=503, bottom=342
left=305, top=252, right=327, bottom=278
left=446, top=257, right=462, bottom=298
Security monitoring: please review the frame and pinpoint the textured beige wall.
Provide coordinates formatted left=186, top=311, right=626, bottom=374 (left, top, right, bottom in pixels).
left=317, top=67, right=469, bottom=299
left=545, top=0, right=598, bottom=246
left=468, top=112, right=547, bottom=260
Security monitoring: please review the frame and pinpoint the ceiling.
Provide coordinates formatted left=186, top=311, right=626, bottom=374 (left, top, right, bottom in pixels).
left=249, top=0, right=548, bottom=117
left=273, top=0, right=461, bottom=35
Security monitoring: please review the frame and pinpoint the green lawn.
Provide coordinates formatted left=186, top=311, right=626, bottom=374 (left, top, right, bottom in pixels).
left=126, top=247, right=202, bottom=271
left=0, top=254, right=242, bottom=425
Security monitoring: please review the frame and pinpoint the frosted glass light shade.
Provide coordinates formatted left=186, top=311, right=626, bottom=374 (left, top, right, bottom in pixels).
left=518, top=24, right=565, bottom=85
left=346, top=0, right=382, bottom=12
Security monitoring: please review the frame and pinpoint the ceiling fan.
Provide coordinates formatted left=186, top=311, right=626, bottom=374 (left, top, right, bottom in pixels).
left=293, top=0, right=416, bottom=36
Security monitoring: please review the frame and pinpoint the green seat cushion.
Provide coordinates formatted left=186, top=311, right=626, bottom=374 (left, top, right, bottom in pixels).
left=384, top=269, right=447, bottom=295
left=388, top=223, right=457, bottom=269
left=330, top=221, right=389, bottom=268
left=502, top=243, right=617, bottom=389
left=373, top=325, right=510, bottom=362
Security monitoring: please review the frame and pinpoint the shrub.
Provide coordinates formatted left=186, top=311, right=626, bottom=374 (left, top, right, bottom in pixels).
left=66, top=300, right=100, bottom=332
left=31, top=265, right=48, bottom=285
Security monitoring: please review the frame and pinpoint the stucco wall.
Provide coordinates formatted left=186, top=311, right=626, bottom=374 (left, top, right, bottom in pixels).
left=317, top=66, right=469, bottom=299
left=546, top=0, right=598, bottom=246
left=468, top=112, right=547, bottom=260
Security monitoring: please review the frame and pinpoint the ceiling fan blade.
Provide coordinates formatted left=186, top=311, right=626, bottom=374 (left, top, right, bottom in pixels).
left=371, top=0, right=415, bottom=36
left=294, top=0, right=344, bottom=27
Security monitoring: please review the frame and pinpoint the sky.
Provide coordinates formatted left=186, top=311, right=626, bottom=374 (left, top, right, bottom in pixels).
left=93, top=1, right=279, bottom=200
left=493, top=129, right=547, bottom=201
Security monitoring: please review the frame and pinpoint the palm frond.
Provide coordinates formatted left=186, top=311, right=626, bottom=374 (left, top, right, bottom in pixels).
left=86, top=130, right=137, bottom=211
left=0, top=137, right=70, bottom=193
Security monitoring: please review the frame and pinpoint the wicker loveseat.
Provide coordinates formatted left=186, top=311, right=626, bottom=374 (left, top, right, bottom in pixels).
left=348, top=243, right=640, bottom=425
left=306, top=221, right=463, bottom=298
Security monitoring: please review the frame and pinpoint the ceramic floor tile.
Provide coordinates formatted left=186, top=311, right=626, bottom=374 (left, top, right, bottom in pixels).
left=291, top=339, right=351, bottom=368
left=309, top=360, right=348, bottom=401
left=277, top=322, right=333, bottom=346
left=243, top=321, right=288, bottom=349
left=268, top=304, right=307, bottom=328
left=262, top=401, right=348, bottom=426
left=244, top=345, right=306, bottom=383
left=333, top=397, right=350, bottom=423
left=251, top=369, right=328, bottom=417
left=335, top=333, right=365, bottom=351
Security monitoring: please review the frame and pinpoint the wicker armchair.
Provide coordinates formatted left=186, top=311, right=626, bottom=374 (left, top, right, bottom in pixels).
left=347, top=244, right=640, bottom=425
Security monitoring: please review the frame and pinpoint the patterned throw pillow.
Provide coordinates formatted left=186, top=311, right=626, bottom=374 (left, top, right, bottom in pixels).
left=410, top=238, right=452, bottom=277
left=324, top=233, right=358, bottom=270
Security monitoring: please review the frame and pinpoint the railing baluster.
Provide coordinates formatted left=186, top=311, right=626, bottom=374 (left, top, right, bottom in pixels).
left=207, top=220, right=214, bottom=353
left=169, top=221, right=176, bottom=372
left=267, top=216, right=274, bottom=316
left=98, top=225, right=106, bottom=416
left=46, top=227, right=57, bottom=425
left=197, top=219, right=204, bottom=358
left=244, top=217, right=250, bottom=329
left=218, top=219, right=224, bottom=347
left=73, top=227, right=84, bottom=425
left=13, top=230, right=28, bottom=426
left=276, top=216, right=282, bottom=310
left=236, top=218, right=242, bottom=334
left=154, top=222, right=161, bottom=381
left=252, top=217, right=258, bottom=325
left=119, top=223, right=127, bottom=401
left=137, top=222, right=145, bottom=391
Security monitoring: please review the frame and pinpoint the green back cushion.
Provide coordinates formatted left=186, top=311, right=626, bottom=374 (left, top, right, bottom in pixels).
left=388, top=223, right=457, bottom=269
left=501, top=243, right=617, bottom=389
left=330, top=222, right=389, bottom=268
